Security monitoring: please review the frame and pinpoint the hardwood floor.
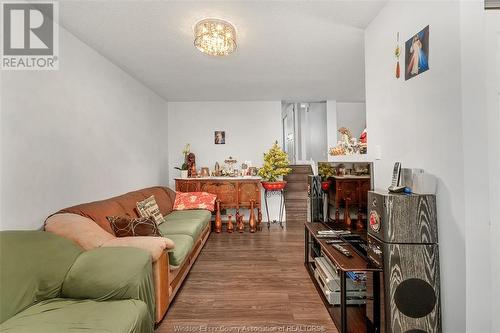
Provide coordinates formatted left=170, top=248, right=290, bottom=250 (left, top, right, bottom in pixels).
left=157, top=223, right=337, bottom=333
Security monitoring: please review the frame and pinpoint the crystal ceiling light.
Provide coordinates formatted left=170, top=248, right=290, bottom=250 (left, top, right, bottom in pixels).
left=194, top=18, right=237, bottom=56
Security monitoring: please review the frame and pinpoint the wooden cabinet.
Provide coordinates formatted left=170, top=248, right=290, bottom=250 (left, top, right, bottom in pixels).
left=175, top=177, right=262, bottom=220
left=328, top=176, right=371, bottom=227
left=238, top=182, right=261, bottom=207
left=176, top=180, right=199, bottom=192
left=200, top=181, right=238, bottom=207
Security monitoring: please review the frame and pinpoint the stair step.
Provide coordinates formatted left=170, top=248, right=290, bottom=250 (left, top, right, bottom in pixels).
left=284, top=193, right=308, bottom=200
left=284, top=198, right=308, bottom=203
left=289, top=165, right=313, bottom=174
left=285, top=202, right=308, bottom=206
left=285, top=183, right=308, bottom=191
left=284, top=174, right=309, bottom=182
left=286, top=213, right=307, bottom=220
left=284, top=165, right=311, bottom=222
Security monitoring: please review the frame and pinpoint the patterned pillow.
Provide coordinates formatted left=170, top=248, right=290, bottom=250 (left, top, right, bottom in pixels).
left=173, top=192, right=217, bottom=211
left=136, top=195, right=165, bottom=225
left=106, top=216, right=163, bottom=237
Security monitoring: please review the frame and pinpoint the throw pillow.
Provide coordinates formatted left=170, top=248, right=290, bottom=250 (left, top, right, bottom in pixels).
left=173, top=192, right=217, bottom=211
left=106, top=216, right=163, bottom=237
left=136, top=195, right=165, bottom=225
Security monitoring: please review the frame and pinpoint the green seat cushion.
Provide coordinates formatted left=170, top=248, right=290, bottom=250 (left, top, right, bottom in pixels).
left=161, top=210, right=211, bottom=240
left=0, top=231, right=82, bottom=324
left=159, top=218, right=208, bottom=240
left=165, top=234, right=194, bottom=267
left=164, top=210, right=211, bottom=223
left=0, top=298, right=152, bottom=333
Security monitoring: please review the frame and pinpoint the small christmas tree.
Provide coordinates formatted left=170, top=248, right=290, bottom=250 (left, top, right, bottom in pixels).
left=258, top=141, right=292, bottom=181
left=318, top=163, right=335, bottom=181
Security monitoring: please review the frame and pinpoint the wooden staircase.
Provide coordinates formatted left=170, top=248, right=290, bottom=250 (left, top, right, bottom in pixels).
left=284, top=164, right=313, bottom=224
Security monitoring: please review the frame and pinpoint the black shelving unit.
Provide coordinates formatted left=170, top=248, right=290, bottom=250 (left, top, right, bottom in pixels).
left=304, top=222, right=381, bottom=333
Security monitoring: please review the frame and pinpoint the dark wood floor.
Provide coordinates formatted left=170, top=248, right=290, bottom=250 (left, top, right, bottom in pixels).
left=157, top=223, right=337, bottom=333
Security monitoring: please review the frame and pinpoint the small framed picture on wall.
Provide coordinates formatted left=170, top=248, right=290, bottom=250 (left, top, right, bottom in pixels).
left=405, top=25, right=430, bottom=80
left=214, top=131, right=225, bottom=144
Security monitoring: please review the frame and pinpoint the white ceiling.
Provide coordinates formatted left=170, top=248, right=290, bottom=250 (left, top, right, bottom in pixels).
left=59, top=1, right=386, bottom=102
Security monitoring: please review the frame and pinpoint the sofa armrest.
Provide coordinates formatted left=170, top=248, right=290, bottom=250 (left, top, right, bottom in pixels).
left=153, top=250, right=170, bottom=322
left=101, top=236, right=174, bottom=262
left=61, top=247, right=155, bottom=323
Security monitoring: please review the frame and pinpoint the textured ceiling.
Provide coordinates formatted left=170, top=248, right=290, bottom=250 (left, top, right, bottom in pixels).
left=59, top=0, right=386, bottom=101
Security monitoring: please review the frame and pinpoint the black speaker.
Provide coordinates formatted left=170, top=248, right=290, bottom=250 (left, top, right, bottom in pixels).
left=367, top=191, right=441, bottom=333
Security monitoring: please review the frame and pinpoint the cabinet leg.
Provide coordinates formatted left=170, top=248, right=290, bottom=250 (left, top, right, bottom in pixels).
left=335, top=208, right=340, bottom=224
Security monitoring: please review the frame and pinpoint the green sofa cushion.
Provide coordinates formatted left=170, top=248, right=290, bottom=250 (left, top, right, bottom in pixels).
left=0, top=231, right=82, bottom=324
left=61, top=247, right=154, bottom=323
left=164, top=210, right=211, bottom=223
left=166, top=234, right=194, bottom=267
left=159, top=218, right=207, bottom=240
left=0, top=298, right=152, bottom=333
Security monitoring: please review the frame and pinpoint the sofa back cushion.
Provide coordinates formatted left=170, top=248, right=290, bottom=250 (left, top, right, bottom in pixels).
left=58, top=187, right=176, bottom=234
left=0, top=231, right=82, bottom=324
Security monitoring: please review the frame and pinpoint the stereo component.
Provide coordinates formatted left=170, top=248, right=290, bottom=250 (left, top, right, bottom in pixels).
left=307, top=175, right=323, bottom=222
left=367, top=191, right=441, bottom=333
left=314, top=256, right=366, bottom=306
left=368, top=191, right=438, bottom=244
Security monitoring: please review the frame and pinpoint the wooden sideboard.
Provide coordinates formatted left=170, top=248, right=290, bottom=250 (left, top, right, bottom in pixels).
left=328, top=175, right=371, bottom=227
left=175, top=177, right=262, bottom=230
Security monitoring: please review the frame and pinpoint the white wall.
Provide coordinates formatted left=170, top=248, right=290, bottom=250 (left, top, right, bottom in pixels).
left=292, top=102, right=328, bottom=162
left=0, top=26, right=169, bottom=230
left=304, top=103, right=328, bottom=162
left=167, top=101, right=283, bottom=219
left=365, top=2, right=466, bottom=332
left=282, top=103, right=295, bottom=163
left=326, top=100, right=338, bottom=151
left=460, top=2, right=495, bottom=332
left=336, top=102, right=366, bottom=141
left=484, top=9, right=500, bottom=333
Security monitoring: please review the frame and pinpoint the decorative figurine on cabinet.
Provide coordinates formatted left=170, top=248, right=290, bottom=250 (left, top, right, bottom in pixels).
left=213, top=162, right=221, bottom=176
left=187, top=152, right=197, bottom=177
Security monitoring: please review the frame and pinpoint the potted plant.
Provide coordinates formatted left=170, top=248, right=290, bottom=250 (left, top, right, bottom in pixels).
left=174, top=144, right=190, bottom=178
left=174, top=164, right=188, bottom=178
left=258, top=141, right=292, bottom=190
left=318, top=163, right=335, bottom=191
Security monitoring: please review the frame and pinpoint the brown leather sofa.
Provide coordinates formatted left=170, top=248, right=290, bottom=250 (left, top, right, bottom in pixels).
left=44, top=186, right=211, bottom=323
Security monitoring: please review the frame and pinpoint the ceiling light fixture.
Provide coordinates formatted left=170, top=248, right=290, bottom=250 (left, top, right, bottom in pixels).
left=194, top=18, right=237, bottom=56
